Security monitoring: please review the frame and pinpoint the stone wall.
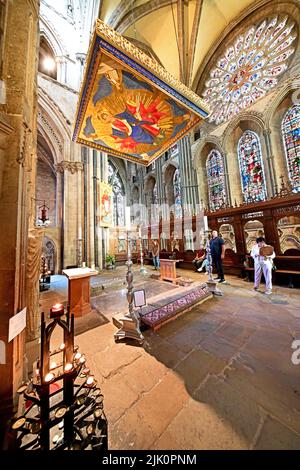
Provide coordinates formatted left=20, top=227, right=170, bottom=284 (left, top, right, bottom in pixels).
left=0, top=0, right=39, bottom=446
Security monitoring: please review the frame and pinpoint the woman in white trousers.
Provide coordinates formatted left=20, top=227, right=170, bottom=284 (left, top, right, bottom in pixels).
left=250, top=237, right=275, bottom=295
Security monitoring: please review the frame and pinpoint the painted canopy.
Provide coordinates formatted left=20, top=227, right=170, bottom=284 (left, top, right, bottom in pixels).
left=73, top=20, right=210, bottom=166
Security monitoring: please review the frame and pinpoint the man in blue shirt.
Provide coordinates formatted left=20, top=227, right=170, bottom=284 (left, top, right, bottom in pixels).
left=210, top=230, right=225, bottom=283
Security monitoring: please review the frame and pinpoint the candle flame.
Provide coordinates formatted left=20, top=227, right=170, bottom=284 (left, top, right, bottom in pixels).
left=64, top=363, right=73, bottom=372
left=86, top=375, right=94, bottom=386
left=45, top=372, right=54, bottom=382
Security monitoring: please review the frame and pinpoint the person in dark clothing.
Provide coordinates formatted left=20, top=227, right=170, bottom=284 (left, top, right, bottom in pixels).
left=210, top=230, right=225, bottom=283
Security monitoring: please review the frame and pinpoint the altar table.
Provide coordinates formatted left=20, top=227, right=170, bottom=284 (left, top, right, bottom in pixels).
left=159, top=259, right=183, bottom=284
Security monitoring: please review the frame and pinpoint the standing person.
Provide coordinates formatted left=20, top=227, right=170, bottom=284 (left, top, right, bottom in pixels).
left=152, top=239, right=160, bottom=270
left=210, top=230, right=225, bottom=283
left=251, top=237, right=275, bottom=295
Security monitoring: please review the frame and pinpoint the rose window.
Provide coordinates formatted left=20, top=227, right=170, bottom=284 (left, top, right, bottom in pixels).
left=203, top=16, right=297, bottom=125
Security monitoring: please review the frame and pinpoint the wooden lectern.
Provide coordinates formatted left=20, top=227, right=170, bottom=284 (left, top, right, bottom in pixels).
left=63, top=267, right=98, bottom=317
left=159, top=259, right=183, bottom=284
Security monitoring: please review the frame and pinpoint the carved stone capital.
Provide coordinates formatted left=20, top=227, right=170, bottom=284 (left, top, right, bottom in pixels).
left=55, top=161, right=83, bottom=174
left=263, top=128, right=271, bottom=137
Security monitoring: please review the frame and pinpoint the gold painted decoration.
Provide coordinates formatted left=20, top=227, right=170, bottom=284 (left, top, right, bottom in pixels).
left=73, top=20, right=210, bottom=166
left=99, top=182, right=113, bottom=227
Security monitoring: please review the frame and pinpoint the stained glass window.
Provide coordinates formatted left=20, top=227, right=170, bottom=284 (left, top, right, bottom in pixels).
left=282, top=105, right=300, bottom=193
left=173, top=168, right=182, bottom=218
left=206, top=149, right=227, bottom=211
left=238, top=131, right=267, bottom=203
left=203, top=15, right=296, bottom=125
left=108, top=161, right=125, bottom=226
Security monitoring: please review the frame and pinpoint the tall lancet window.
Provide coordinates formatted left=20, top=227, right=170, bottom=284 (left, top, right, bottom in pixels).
left=206, top=149, right=227, bottom=211
left=173, top=169, right=182, bottom=218
left=238, top=130, right=267, bottom=203
left=108, top=162, right=125, bottom=226
left=282, top=104, right=300, bottom=193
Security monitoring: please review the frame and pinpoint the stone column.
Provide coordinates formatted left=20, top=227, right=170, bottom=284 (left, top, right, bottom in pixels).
left=96, top=151, right=103, bottom=269
left=88, top=149, right=95, bottom=269
left=93, top=150, right=99, bottom=268
left=223, top=152, right=232, bottom=206
left=82, top=147, right=88, bottom=264
left=263, top=128, right=277, bottom=197
left=56, top=56, right=67, bottom=84
left=77, top=161, right=83, bottom=267
left=178, top=135, right=199, bottom=215
left=155, top=156, right=166, bottom=217
left=55, top=161, right=84, bottom=268
left=101, top=152, right=109, bottom=267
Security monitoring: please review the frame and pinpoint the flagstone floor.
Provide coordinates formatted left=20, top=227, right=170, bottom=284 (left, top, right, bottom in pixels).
left=38, top=267, right=300, bottom=450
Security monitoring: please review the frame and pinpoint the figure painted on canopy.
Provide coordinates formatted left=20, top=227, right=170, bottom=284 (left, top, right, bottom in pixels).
left=97, top=99, right=167, bottom=151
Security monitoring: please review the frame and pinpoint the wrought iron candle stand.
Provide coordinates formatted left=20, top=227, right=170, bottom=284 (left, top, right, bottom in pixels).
left=114, top=232, right=144, bottom=344
left=10, top=304, right=108, bottom=450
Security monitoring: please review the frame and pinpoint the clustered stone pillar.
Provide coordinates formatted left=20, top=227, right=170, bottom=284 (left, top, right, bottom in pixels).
left=223, top=152, right=232, bottom=207
left=55, top=160, right=84, bottom=270
left=80, top=148, right=108, bottom=270
left=155, top=157, right=168, bottom=223
left=178, top=134, right=199, bottom=215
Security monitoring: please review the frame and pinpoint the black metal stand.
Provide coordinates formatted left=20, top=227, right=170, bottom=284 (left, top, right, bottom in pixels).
left=10, top=304, right=108, bottom=450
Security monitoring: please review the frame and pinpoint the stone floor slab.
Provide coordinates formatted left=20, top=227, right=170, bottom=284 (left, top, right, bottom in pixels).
left=254, top=416, right=300, bottom=450
left=152, top=398, right=248, bottom=450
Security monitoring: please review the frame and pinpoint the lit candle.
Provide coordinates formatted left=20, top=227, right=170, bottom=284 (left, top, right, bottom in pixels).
left=50, top=361, right=57, bottom=370
left=203, top=215, right=208, bottom=232
left=79, top=356, right=86, bottom=364
left=45, top=372, right=54, bottom=383
left=94, top=408, right=102, bottom=419
left=50, top=303, right=64, bottom=318
left=59, top=343, right=65, bottom=350
left=78, top=226, right=82, bottom=239
left=64, top=363, right=73, bottom=372
left=86, top=375, right=95, bottom=386
left=74, top=352, right=81, bottom=362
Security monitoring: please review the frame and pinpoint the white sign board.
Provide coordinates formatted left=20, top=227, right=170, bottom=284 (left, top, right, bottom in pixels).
left=8, top=307, right=27, bottom=342
left=134, top=290, right=146, bottom=308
